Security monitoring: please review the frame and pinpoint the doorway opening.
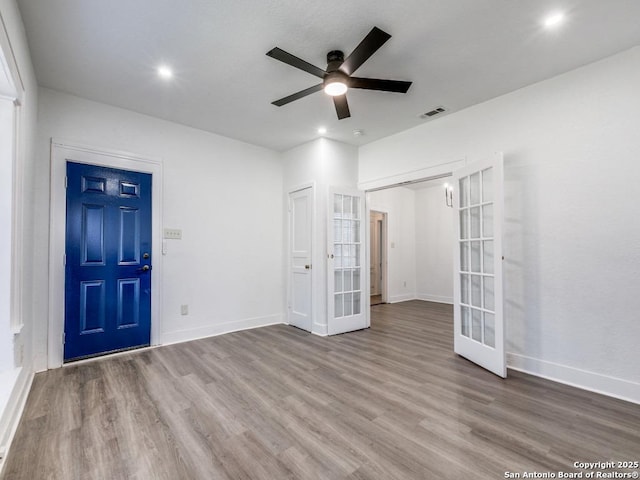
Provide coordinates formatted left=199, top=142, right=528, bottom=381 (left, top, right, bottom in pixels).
left=366, top=174, right=454, bottom=317
left=369, top=210, right=387, bottom=306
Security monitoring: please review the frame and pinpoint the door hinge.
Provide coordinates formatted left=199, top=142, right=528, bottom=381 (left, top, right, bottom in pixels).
left=63, top=254, right=66, bottom=266
left=64, top=176, right=68, bottom=188
left=62, top=332, right=65, bottom=344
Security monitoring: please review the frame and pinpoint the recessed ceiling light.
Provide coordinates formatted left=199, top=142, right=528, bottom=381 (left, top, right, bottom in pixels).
left=543, top=12, right=565, bottom=28
left=157, top=65, right=173, bottom=79
left=318, top=127, right=327, bottom=135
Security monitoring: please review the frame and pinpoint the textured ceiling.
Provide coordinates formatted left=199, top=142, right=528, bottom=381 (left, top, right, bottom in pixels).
left=16, top=0, right=640, bottom=151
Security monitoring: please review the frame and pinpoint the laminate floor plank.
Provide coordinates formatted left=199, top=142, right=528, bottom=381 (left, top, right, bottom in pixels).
left=3, top=300, right=640, bottom=479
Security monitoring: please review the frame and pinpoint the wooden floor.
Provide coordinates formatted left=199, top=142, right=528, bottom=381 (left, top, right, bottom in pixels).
left=3, top=301, right=640, bottom=479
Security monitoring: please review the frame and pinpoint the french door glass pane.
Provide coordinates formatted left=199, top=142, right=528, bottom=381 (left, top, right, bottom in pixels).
left=459, top=176, right=469, bottom=208
left=353, top=269, right=360, bottom=290
left=482, top=204, right=493, bottom=238
left=461, top=274, right=469, bottom=304
left=334, top=270, right=343, bottom=293
left=335, top=294, right=343, bottom=317
left=483, top=240, right=494, bottom=274
left=460, top=210, right=469, bottom=239
left=334, top=245, right=342, bottom=268
left=471, top=308, right=482, bottom=342
left=482, top=167, right=493, bottom=202
left=353, top=295, right=361, bottom=315
left=460, top=242, right=469, bottom=271
left=470, top=241, right=481, bottom=272
left=343, top=196, right=352, bottom=219
left=334, top=219, right=341, bottom=242
left=484, top=276, right=495, bottom=311
left=344, top=269, right=352, bottom=291
left=470, top=172, right=480, bottom=205
left=471, top=275, right=482, bottom=307
left=470, top=207, right=481, bottom=238
left=461, top=306, right=470, bottom=337
left=334, top=195, right=342, bottom=216
left=484, top=312, right=495, bottom=348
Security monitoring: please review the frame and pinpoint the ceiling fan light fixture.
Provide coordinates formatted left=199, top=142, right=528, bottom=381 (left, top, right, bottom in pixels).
left=323, top=71, right=348, bottom=96
left=324, top=81, right=348, bottom=96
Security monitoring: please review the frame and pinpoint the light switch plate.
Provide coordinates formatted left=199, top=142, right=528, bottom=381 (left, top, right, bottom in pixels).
left=164, top=228, right=182, bottom=240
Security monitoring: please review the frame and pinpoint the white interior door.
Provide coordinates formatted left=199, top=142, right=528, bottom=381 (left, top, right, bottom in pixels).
left=328, top=188, right=367, bottom=335
left=453, top=153, right=505, bottom=377
left=289, top=187, right=312, bottom=332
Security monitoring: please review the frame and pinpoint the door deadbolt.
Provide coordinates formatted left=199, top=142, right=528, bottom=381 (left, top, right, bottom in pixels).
left=143, top=252, right=150, bottom=259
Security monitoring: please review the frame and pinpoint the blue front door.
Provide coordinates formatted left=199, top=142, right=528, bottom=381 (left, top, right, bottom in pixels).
left=64, top=162, right=152, bottom=361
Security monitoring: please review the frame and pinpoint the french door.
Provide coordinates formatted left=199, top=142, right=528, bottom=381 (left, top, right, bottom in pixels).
left=328, top=188, right=367, bottom=335
left=453, top=153, right=505, bottom=377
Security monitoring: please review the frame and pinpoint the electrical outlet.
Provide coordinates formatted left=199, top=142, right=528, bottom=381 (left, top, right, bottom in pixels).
left=164, top=228, right=182, bottom=240
left=180, top=304, right=189, bottom=315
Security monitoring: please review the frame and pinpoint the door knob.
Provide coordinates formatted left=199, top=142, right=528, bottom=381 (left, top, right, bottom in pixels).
left=138, top=265, right=150, bottom=272
left=305, top=264, right=311, bottom=270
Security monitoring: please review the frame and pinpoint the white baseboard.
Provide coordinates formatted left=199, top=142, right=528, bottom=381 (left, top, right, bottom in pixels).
left=0, top=367, right=34, bottom=476
left=161, top=314, right=284, bottom=345
left=507, top=352, right=640, bottom=405
left=416, top=293, right=453, bottom=305
left=312, top=322, right=328, bottom=336
left=388, top=294, right=416, bottom=303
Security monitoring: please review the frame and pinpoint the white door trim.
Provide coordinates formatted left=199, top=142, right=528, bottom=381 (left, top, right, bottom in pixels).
left=48, top=139, right=163, bottom=369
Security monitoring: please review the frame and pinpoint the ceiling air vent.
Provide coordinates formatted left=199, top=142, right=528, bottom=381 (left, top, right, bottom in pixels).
left=420, top=106, right=446, bottom=119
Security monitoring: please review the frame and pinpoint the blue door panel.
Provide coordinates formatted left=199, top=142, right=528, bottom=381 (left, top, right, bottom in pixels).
left=65, top=162, right=152, bottom=361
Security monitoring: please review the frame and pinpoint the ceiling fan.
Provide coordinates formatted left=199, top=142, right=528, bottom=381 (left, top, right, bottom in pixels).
left=266, top=27, right=412, bottom=120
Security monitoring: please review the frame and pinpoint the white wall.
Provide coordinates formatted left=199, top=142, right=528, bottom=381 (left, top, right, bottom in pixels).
left=415, top=185, right=454, bottom=304
left=360, top=47, right=640, bottom=403
left=34, top=88, right=284, bottom=368
left=282, top=138, right=359, bottom=335
left=368, top=187, right=416, bottom=303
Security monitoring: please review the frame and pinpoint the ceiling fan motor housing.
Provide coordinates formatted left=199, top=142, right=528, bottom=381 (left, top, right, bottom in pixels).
left=326, top=50, right=345, bottom=72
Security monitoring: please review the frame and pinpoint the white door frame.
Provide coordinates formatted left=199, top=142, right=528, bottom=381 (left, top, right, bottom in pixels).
left=368, top=210, right=388, bottom=303
left=363, top=161, right=465, bottom=314
left=286, top=184, right=314, bottom=331
left=48, top=139, right=163, bottom=369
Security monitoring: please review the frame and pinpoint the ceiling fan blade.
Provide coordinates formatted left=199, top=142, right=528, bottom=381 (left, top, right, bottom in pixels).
left=339, top=27, right=391, bottom=76
left=333, top=94, right=351, bottom=120
left=266, top=47, right=326, bottom=79
left=271, top=84, right=324, bottom=106
left=349, top=77, right=412, bottom=93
